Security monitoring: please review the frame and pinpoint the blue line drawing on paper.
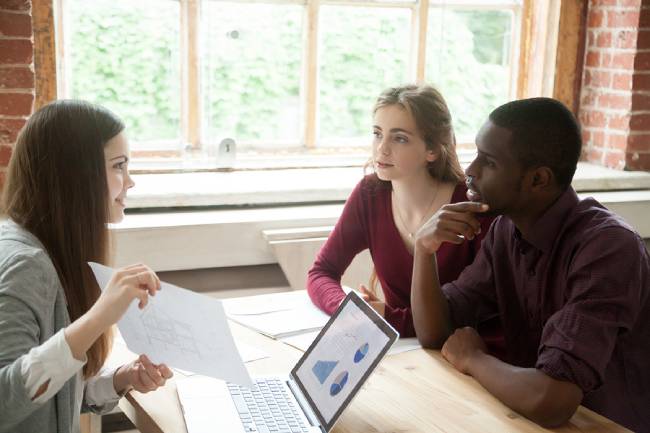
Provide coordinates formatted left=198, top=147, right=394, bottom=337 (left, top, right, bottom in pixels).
left=312, top=360, right=339, bottom=384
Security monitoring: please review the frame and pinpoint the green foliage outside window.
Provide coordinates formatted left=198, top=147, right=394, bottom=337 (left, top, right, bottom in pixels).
left=68, top=0, right=181, bottom=143
left=318, top=6, right=411, bottom=142
left=426, top=8, right=513, bottom=140
left=67, top=1, right=514, bottom=148
left=201, top=3, right=303, bottom=146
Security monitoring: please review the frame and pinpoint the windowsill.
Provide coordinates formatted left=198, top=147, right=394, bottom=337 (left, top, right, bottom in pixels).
left=125, top=161, right=650, bottom=210
left=129, top=151, right=373, bottom=173
left=111, top=161, right=650, bottom=272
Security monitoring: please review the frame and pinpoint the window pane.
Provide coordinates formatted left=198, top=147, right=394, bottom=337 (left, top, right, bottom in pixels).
left=202, top=2, right=303, bottom=149
left=319, top=6, right=411, bottom=145
left=67, top=0, right=181, bottom=147
left=426, top=7, right=514, bottom=141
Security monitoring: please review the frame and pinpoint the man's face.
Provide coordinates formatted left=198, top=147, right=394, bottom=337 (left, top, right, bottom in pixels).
left=465, top=120, right=528, bottom=217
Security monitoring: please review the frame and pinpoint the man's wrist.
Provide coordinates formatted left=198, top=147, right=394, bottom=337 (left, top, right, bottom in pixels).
left=465, top=349, right=488, bottom=376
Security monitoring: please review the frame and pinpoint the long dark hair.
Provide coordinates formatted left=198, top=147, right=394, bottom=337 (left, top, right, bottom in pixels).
left=2, top=100, right=124, bottom=378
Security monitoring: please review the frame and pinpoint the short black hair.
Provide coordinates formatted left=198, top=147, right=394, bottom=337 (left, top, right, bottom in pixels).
left=488, top=97, right=582, bottom=189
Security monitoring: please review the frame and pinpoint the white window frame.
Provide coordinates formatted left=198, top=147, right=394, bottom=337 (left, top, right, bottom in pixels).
left=54, top=0, right=524, bottom=169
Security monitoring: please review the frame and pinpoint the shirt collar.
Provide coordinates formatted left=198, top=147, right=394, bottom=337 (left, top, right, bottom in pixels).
left=520, top=187, right=580, bottom=253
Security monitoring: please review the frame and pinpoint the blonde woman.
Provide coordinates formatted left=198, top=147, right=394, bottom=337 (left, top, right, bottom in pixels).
left=307, top=85, right=501, bottom=352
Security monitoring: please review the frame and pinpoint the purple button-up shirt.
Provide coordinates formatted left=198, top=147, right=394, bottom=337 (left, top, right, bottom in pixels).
left=443, top=187, right=650, bottom=432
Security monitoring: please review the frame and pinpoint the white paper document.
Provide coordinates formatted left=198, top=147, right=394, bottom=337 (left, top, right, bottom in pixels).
left=387, top=338, right=422, bottom=355
left=235, top=341, right=270, bottom=363
left=223, top=290, right=330, bottom=338
left=89, top=263, right=252, bottom=387
left=279, top=330, right=320, bottom=352
left=281, top=330, right=421, bottom=356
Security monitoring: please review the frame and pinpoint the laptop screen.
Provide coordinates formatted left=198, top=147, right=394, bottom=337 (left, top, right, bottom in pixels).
left=290, top=291, right=398, bottom=432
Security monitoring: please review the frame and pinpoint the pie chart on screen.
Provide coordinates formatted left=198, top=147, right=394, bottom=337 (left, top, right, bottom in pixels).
left=329, top=371, right=349, bottom=396
left=354, top=343, right=369, bottom=363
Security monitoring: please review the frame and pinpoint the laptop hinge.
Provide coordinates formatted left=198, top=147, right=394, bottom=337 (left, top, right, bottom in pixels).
left=287, top=378, right=322, bottom=430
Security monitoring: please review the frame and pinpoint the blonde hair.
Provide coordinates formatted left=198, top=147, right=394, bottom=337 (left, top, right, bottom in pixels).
left=368, top=270, right=380, bottom=296
left=373, top=84, right=464, bottom=183
left=367, top=84, right=464, bottom=298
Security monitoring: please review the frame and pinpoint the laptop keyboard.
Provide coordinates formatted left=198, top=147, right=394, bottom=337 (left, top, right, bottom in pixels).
left=227, top=378, right=312, bottom=433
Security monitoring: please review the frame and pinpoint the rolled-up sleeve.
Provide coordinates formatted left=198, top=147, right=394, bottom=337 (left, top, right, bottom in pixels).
left=442, top=222, right=498, bottom=329
left=22, top=329, right=86, bottom=404
left=536, top=227, right=646, bottom=393
left=83, top=365, right=121, bottom=414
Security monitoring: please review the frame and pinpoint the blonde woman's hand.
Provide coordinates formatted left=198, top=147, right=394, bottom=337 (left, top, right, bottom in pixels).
left=359, top=284, right=385, bottom=317
left=90, top=263, right=160, bottom=329
left=113, top=354, right=173, bottom=395
left=415, top=202, right=488, bottom=255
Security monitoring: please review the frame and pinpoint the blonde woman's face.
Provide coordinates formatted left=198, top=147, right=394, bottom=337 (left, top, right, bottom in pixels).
left=104, top=132, right=135, bottom=223
left=372, top=104, right=437, bottom=182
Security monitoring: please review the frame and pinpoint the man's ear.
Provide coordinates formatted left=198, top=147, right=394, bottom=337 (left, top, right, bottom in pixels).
left=530, top=166, right=554, bottom=191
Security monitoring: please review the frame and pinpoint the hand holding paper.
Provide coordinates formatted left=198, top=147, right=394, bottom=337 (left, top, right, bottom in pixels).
left=89, top=262, right=252, bottom=387
left=91, top=263, right=161, bottom=328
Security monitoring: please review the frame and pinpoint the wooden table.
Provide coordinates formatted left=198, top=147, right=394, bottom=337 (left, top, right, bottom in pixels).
left=113, top=322, right=629, bottom=433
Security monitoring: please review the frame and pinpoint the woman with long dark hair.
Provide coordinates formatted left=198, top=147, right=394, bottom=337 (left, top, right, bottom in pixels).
left=0, top=100, right=171, bottom=432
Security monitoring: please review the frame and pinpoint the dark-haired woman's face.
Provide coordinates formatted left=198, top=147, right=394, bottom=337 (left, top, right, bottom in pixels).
left=372, top=104, right=437, bottom=183
left=104, top=132, right=134, bottom=223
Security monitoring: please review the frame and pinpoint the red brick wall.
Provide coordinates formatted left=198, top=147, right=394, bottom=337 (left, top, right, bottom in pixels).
left=580, top=0, right=650, bottom=170
left=0, top=0, right=33, bottom=191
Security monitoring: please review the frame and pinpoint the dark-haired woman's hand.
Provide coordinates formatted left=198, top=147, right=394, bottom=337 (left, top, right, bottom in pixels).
left=65, top=264, right=161, bottom=362
left=113, top=354, right=173, bottom=395
left=91, top=264, right=161, bottom=329
left=415, top=202, right=488, bottom=255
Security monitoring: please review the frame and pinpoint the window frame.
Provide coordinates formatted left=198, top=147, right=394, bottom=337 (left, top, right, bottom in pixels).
left=50, top=0, right=529, bottom=163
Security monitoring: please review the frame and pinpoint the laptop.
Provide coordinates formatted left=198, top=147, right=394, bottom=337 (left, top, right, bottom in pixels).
left=177, top=291, right=399, bottom=433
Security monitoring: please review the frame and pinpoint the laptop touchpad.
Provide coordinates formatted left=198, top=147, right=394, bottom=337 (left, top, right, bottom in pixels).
left=177, top=377, right=246, bottom=433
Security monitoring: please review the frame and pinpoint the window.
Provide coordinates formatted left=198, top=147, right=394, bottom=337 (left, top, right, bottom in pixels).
left=57, top=0, right=523, bottom=165
left=64, top=0, right=181, bottom=151
left=201, top=2, right=303, bottom=149
left=427, top=2, right=519, bottom=144
left=318, top=5, right=412, bottom=147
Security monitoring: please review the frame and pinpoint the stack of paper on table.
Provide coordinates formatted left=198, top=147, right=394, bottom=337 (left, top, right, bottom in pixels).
left=223, top=289, right=421, bottom=356
left=222, top=290, right=330, bottom=338
left=280, top=330, right=421, bottom=356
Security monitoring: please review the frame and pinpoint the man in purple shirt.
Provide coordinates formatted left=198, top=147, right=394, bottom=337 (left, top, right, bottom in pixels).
left=411, top=97, right=650, bottom=432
